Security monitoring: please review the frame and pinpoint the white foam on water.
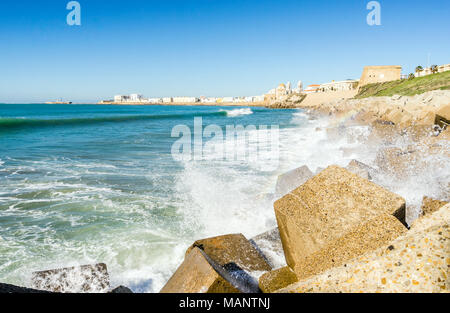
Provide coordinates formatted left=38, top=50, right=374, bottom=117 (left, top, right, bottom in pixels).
left=366, top=133, right=450, bottom=224
left=222, top=108, right=253, bottom=117
left=286, top=112, right=449, bottom=225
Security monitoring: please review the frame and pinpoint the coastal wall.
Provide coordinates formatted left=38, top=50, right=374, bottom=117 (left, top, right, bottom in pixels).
left=359, top=66, right=402, bottom=86
left=294, top=90, right=357, bottom=108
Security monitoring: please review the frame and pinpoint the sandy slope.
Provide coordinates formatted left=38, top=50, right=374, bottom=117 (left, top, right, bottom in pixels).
left=295, top=90, right=358, bottom=108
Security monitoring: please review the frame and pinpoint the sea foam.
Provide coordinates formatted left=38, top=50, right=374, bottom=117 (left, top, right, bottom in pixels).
left=222, top=108, right=253, bottom=117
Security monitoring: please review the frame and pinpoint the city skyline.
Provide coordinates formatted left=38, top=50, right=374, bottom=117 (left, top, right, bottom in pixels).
left=0, top=0, right=449, bottom=103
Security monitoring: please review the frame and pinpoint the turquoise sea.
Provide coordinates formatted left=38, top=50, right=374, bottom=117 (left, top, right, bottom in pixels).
left=0, top=103, right=309, bottom=292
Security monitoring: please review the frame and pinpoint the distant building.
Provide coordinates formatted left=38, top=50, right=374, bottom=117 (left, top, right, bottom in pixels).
left=293, top=81, right=303, bottom=93
left=438, top=64, right=450, bottom=73
left=303, top=84, right=321, bottom=93
left=263, top=87, right=275, bottom=102
left=275, top=84, right=288, bottom=99
left=114, top=95, right=130, bottom=102
left=253, top=95, right=265, bottom=102
left=162, top=97, right=173, bottom=103
left=359, top=66, right=402, bottom=86
left=320, top=80, right=359, bottom=92
left=415, top=63, right=450, bottom=77
left=222, top=97, right=234, bottom=103
left=148, top=98, right=162, bottom=104
left=201, top=97, right=217, bottom=104
left=130, top=94, right=144, bottom=102
left=173, top=97, right=199, bottom=103
left=234, top=97, right=247, bottom=103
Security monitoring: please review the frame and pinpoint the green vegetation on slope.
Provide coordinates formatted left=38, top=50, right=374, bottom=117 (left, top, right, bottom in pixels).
left=355, top=71, right=450, bottom=98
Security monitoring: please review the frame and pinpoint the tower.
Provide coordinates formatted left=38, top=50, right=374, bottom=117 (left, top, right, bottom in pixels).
left=297, top=81, right=303, bottom=92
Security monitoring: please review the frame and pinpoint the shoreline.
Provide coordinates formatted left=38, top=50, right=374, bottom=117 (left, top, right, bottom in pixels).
left=96, top=101, right=269, bottom=107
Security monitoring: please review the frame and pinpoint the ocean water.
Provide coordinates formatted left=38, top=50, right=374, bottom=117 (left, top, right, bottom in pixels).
left=0, top=103, right=448, bottom=292
left=0, top=104, right=299, bottom=292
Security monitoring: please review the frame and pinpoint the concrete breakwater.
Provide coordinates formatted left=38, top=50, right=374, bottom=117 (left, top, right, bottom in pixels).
left=155, top=168, right=447, bottom=293
left=4, top=166, right=447, bottom=293
left=1, top=90, right=449, bottom=293
left=156, top=89, right=449, bottom=293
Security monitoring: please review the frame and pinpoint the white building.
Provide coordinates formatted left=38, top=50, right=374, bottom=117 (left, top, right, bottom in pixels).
left=303, top=84, right=321, bottom=94
left=162, top=97, right=173, bottom=103
left=253, top=95, right=264, bottom=102
left=233, top=97, right=247, bottom=103
left=173, top=97, right=199, bottom=103
left=293, top=81, right=303, bottom=93
left=415, top=64, right=450, bottom=77
left=147, top=98, right=162, bottom=104
left=438, top=64, right=450, bottom=73
left=319, top=80, right=359, bottom=92
left=286, top=82, right=292, bottom=94
left=222, top=97, right=234, bottom=103
left=201, top=97, right=217, bottom=104
left=130, top=94, right=144, bottom=102
left=114, top=95, right=128, bottom=102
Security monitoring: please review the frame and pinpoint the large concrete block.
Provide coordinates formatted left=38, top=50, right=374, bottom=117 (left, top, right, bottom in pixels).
left=185, top=233, right=272, bottom=293
left=31, top=263, right=110, bottom=293
left=160, top=247, right=240, bottom=293
left=259, top=266, right=298, bottom=293
left=421, top=196, right=448, bottom=216
left=274, top=165, right=406, bottom=273
left=277, top=204, right=450, bottom=293
left=293, top=214, right=406, bottom=280
left=186, top=234, right=272, bottom=273
left=275, top=166, right=313, bottom=198
left=346, top=159, right=373, bottom=180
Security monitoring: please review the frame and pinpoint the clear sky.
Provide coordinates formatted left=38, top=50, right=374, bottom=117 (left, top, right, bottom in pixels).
left=0, top=0, right=449, bottom=103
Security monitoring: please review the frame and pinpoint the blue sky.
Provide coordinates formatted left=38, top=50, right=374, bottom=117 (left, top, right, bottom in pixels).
left=0, top=0, right=449, bottom=103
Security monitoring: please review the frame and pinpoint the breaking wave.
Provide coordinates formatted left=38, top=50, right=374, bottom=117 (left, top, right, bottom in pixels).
left=222, top=108, right=253, bottom=117
left=0, top=111, right=228, bottom=132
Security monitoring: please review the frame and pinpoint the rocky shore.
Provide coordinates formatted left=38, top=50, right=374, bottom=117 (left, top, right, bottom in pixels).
left=154, top=89, right=449, bottom=294
left=1, top=90, right=448, bottom=294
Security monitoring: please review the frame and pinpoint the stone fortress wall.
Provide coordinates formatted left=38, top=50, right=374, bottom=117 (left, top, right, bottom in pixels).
left=359, top=66, right=402, bottom=86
